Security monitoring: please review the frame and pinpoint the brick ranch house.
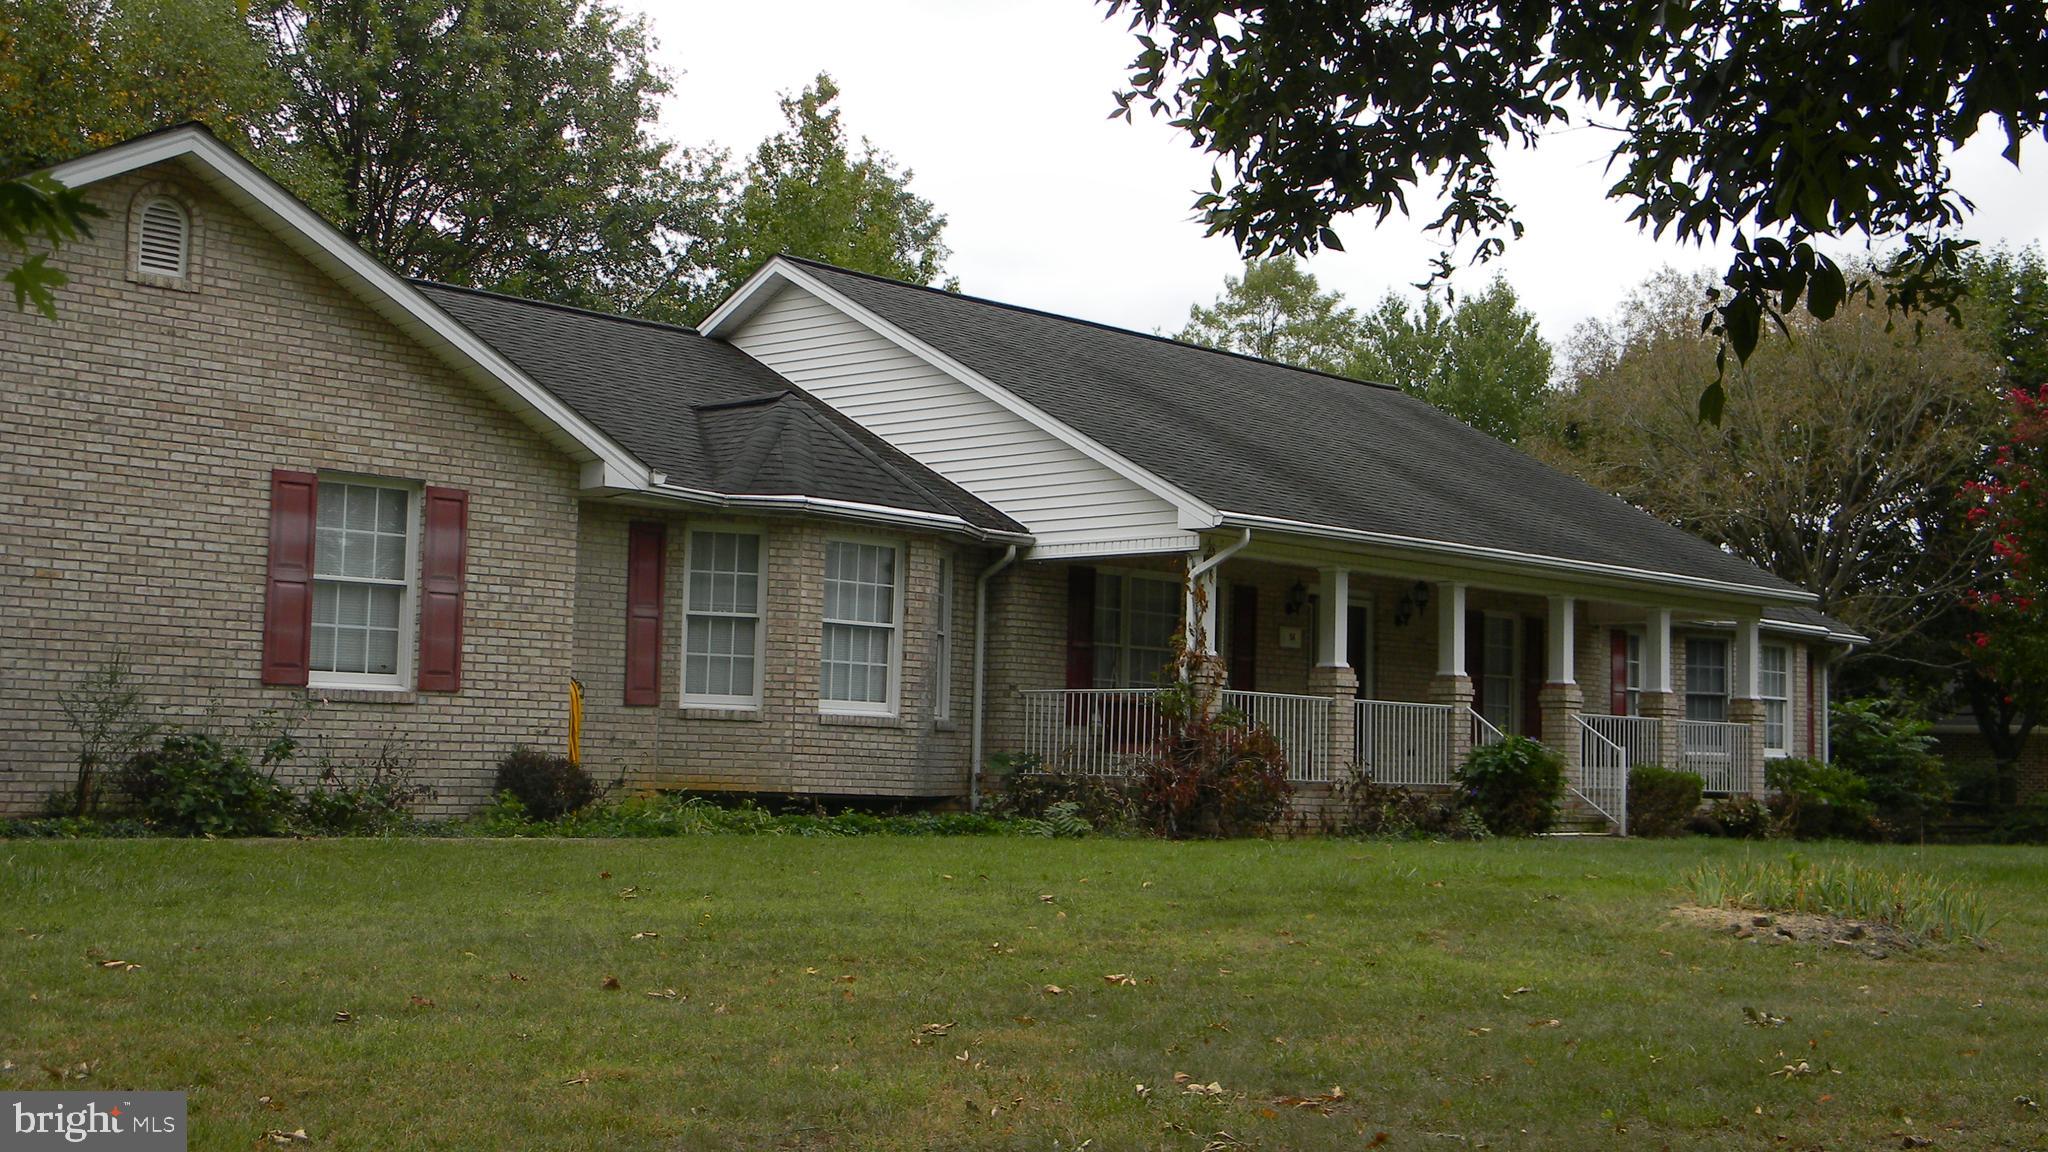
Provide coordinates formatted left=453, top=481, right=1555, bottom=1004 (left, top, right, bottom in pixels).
left=2, top=125, right=1864, bottom=830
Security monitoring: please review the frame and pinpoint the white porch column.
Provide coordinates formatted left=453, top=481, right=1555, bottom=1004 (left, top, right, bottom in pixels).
left=1185, top=557, right=1219, bottom=655
left=1735, top=617, right=1761, bottom=700
left=1730, top=617, right=1766, bottom=796
left=1436, top=582, right=1467, bottom=678
left=1642, top=608, right=1672, bottom=693
left=1817, top=657, right=1832, bottom=762
left=1317, top=567, right=1349, bottom=668
left=1545, top=595, right=1575, bottom=684
left=1639, top=608, right=1679, bottom=767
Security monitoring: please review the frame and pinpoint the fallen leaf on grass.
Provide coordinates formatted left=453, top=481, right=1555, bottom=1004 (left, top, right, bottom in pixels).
left=331, top=1011, right=353, bottom=1025
left=1744, top=1007, right=1788, bottom=1028
left=1038, top=894, right=1057, bottom=903
left=1463, top=1027, right=1492, bottom=1037
left=1503, top=986, right=1535, bottom=998
left=97, top=960, right=141, bottom=972
left=1103, top=973, right=1137, bottom=987
left=1272, top=1086, right=1347, bottom=1112
left=919, top=1022, right=954, bottom=1036
left=1184, top=1081, right=1227, bottom=1098
left=616, top=887, right=640, bottom=900
left=630, top=931, right=659, bottom=940
left=262, top=1128, right=309, bottom=1144
left=1042, top=984, right=1066, bottom=996
left=601, top=976, right=621, bottom=991
left=1529, top=1018, right=1563, bottom=1029
left=407, top=995, right=435, bottom=1009
left=1134, top=1082, right=1152, bottom=1098
left=507, top=972, right=527, bottom=982
left=645, top=988, right=680, bottom=1000
left=561, top=1075, right=591, bottom=1086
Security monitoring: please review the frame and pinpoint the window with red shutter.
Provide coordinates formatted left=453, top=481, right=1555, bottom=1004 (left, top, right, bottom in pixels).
left=416, top=486, right=468, bottom=692
left=261, top=470, right=319, bottom=686
left=624, top=522, right=666, bottom=706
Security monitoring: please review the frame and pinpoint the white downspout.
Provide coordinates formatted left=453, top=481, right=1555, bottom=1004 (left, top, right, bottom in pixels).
left=1183, top=528, right=1253, bottom=652
left=969, top=544, right=1019, bottom=811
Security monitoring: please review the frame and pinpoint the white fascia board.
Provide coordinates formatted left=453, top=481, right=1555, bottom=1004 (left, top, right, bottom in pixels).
left=701, top=259, right=1222, bottom=527
left=1218, top=510, right=1818, bottom=607
left=47, top=128, right=650, bottom=485
left=636, top=481, right=1034, bottom=544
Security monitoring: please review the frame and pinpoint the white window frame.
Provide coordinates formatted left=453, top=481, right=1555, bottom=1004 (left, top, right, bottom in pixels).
left=933, top=553, right=953, bottom=721
left=1092, top=568, right=1183, bottom=688
left=1479, top=612, right=1519, bottom=734
left=1759, top=643, right=1791, bottom=756
left=821, top=537, right=905, bottom=716
left=308, top=474, right=419, bottom=692
left=681, top=528, right=764, bottom=710
left=1684, top=637, right=1730, bottom=722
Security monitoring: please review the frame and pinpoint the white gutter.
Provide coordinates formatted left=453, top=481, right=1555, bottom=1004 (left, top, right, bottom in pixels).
left=1215, top=511, right=1815, bottom=606
left=969, top=544, right=1019, bottom=811
left=641, top=482, right=1033, bottom=545
left=1183, top=528, right=1253, bottom=648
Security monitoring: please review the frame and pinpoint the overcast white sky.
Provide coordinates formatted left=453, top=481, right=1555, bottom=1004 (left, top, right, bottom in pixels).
left=638, top=0, right=2048, bottom=350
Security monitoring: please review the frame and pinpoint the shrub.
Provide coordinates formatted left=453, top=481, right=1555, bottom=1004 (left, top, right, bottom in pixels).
left=1326, top=763, right=1463, bottom=838
left=118, top=730, right=293, bottom=836
left=493, top=747, right=598, bottom=820
left=1765, top=757, right=1879, bottom=840
left=56, top=654, right=160, bottom=816
left=985, top=753, right=1137, bottom=832
left=1992, top=795, right=2048, bottom=844
left=1130, top=683, right=1293, bottom=838
left=296, top=746, right=434, bottom=835
left=1829, top=698, right=1950, bottom=839
left=1681, top=856, right=1995, bottom=944
left=1454, top=735, right=1564, bottom=836
left=1688, top=795, right=1774, bottom=839
left=1627, top=765, right=1704, bottom=838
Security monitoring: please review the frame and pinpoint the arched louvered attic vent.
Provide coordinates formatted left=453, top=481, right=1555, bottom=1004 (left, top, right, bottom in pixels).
left=135, top=197, right=189, bottom=278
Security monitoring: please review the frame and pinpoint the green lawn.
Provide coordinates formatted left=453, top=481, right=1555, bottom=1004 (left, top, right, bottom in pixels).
left=3, top=837, right=2044, bottom=1150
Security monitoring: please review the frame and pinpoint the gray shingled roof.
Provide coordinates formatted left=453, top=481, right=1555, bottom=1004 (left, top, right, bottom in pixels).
left=414, top=281, right=1024, bottom=536
left=1764, top=605, right=1867, bottom=642
left=781, top=258, right=1808, bottom=599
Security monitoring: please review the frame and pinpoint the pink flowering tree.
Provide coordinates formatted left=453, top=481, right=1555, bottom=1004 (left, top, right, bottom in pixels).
left=1964, top=385, right=2048, bottom=801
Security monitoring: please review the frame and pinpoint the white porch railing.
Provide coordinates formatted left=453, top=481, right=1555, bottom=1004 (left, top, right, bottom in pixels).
left=1354, top=699, right=1458, bottom=787
left=1582, top=714, right=1659, bottom=771
left=1017, top=688, right=1165, bottom=777
left=1574, top=716, right=1630, bottom=835
left=1678, top=719, right=1754, bottom=795
left=1470, top=710, right=1507, bottom=751
left=1222, top=690, right=1332, bottom=782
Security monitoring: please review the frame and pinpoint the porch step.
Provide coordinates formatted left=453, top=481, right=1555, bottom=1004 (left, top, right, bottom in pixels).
left=1555, top=793, right=1619, bottom=835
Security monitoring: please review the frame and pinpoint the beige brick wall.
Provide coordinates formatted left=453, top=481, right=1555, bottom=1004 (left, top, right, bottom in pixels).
left=572, top=503, right=973, bottom=798
left=1, top=165, right=582, bottom=815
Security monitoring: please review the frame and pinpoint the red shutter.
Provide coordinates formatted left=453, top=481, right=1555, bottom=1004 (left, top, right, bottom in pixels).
left=261, top=469, right=318, bottom=686
left=1065, top=566, right=1097, bottom=690
left=1521, top=617, right=1544, bottom=737
left=624, top=521, right=665, bottom=706
left=416, top=486, right=468, bottom=692
left=1464, top=609, right=1483, bottom=687
left=1228, top=583, right=1258, bottom=691
left=1610, top=630, right=1630, bottom=715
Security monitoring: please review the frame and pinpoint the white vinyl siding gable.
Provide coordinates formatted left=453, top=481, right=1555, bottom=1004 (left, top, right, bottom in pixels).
left=726, top=285, right=1189, bottom=554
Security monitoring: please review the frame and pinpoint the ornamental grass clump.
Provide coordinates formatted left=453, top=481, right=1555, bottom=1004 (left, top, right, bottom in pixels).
left=1682, top=856, right=1995, bottom=945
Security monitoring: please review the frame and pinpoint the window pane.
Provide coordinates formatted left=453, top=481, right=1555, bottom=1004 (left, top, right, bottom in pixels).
left=369, top=585, right=401, bottom=629
left=317, top=483, right=343, bottom=528
left=367, top=628, right=398, bottom=676
left=310, top=624, right=336, bottom=671
left=344, top=484, right=376, bottom=530
left=377, top=487, right=407, bottom=534
left=335, top=626, right=367, bottom=673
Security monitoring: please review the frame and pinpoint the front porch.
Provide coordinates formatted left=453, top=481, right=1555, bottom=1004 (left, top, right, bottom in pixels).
left=990, top=540, right=1789, bottom=834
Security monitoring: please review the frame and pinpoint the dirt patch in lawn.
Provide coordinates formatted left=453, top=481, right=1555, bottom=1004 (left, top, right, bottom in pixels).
left=1670, top=904, right=1918, bottom=958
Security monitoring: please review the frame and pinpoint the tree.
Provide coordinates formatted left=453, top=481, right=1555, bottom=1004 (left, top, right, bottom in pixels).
left=0, top=0, right=280, bottom=176
left=251, top=0, right=714, bottom=314
left=1, top=175, right=104, bottom=317
left=1959, top=250, right=2048, bottom=799
left=1533, top=266, right=2003, bottom=671
left=1107, top=0, right=2048, bottom=412
left=691, top=74, right=950, bottom=317
left=1176, top=255, right=1358, bottom=374
left=1349, top=277, right=1553, bottom=442
left=1963, top=383, right=2048, bottom=801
